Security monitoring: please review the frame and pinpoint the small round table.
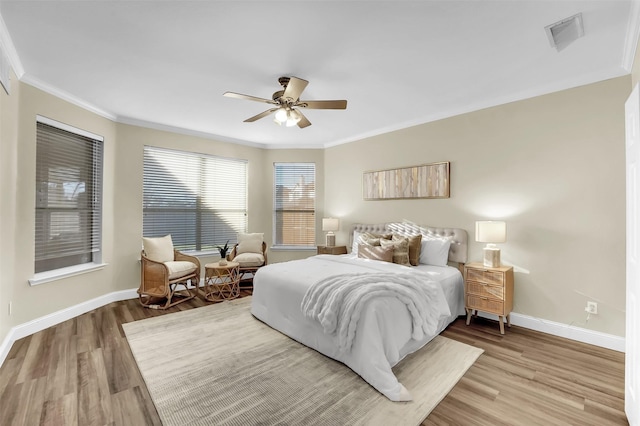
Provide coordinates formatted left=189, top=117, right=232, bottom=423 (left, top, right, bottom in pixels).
left=203, top=261, right=240, bottom=302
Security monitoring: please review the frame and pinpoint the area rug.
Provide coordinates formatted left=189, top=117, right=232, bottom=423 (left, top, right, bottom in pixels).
left=123, top=297, right=483, bottom=426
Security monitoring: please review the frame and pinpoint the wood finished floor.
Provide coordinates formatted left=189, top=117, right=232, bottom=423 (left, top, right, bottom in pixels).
left=0, top=290, right=627, bottom=426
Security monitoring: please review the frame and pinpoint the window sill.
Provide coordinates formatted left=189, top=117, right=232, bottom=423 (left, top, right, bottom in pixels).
left=29, top=262, right=108, bottom=286
left=270, top=246, right=317, bottom=251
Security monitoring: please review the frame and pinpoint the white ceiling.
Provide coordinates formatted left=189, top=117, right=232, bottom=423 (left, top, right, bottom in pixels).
left=0, top=1, right=637, bottom=149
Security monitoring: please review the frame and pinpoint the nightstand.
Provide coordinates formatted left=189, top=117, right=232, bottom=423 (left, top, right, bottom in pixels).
left=464, top=262, right=514, bottom=334
left=317, top=245, right=347, bottom=255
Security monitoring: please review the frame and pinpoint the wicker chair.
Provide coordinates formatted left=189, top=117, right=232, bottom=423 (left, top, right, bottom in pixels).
left=139, top=235, right=201, bottom=309
left=227, top=239, right=267, bottom=288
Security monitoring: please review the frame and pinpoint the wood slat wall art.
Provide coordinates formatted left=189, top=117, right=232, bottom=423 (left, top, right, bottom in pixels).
left=363, top=161, right=450, bottom=200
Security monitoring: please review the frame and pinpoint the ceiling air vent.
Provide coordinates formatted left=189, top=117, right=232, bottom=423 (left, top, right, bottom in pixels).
left=545, top=13, right=584, bottom=52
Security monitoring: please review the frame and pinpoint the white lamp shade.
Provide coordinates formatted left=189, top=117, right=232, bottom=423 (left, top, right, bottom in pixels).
left=475, top=221, right=506, bottom=243
left=322, top=218, right=340, bottom=232
left=274, top=108, right=287, bottom=122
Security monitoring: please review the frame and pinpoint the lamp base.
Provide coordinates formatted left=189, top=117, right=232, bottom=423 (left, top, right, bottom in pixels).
left=483, top=247, right=501, bottom=268
left=326, top=233, right=336, bottom=247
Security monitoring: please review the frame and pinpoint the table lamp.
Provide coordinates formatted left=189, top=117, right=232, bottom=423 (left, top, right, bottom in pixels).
left=322, top=218, right=339, bottom=247
left=475, top=221, right=506, bottom=268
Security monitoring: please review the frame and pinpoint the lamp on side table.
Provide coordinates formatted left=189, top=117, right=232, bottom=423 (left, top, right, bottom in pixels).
left=322, top=218, right=339, bottom=247
left=475, top=220, right=506, bottom=268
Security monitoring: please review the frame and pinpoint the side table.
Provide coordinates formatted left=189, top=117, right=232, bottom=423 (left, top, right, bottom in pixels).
left=203, top=261, right=240, bottom=302
left=317, top=245, right=348, bottom=255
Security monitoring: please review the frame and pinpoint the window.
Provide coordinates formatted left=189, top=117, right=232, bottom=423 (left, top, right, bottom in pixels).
left=34, top=118, right=103, bottom=274
left=273, top=163, right=316, bottom=247
left=143, top=146, right=247, bottom=252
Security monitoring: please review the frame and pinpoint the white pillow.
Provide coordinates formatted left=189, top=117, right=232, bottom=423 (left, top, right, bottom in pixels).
left=351, top=231, right=362, bottom=255
left=237, top=233, right=264, bottom=254
left=143, top=235, right=174, bottom=263
left=419, top=237, right=451, bottom=266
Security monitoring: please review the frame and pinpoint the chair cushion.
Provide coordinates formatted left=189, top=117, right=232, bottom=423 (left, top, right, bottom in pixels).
left=237, top=233, right=264, bottom=255
left=164, top=261, right=198, bottom=280
left=143, top=235, right=174, bottom=263
left=233, top=252, right=265, bottom=268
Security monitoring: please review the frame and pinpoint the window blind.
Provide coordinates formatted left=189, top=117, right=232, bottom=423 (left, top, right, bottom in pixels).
left=273, top=163, right=316, bottom=247
left=143, top=146, right=248, bottom=252
left=35, top=121, right=103, bottom=273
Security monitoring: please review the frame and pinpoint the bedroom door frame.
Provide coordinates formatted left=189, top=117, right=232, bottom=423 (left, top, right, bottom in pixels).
left=625, top=82, right=639, bottom=426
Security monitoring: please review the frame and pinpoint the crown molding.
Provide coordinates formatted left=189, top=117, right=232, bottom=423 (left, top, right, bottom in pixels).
left=323, top=66, right=629, bottom=149
left=0, top=11, right=23, bottom=78
left=623, top=0, right=640, bottom=72
left=116, top=116, right=267, bottom=149
left=21, top=74, right=117, bottom=121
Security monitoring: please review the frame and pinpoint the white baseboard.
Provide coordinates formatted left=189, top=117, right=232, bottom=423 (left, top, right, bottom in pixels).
left=476, top=311, right=625, bottom=352
left=0, top=288, right=138, bottom=367
left=1, top=291, right=626, bottom=368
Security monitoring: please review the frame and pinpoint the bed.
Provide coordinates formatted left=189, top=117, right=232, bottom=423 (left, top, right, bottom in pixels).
left=251, top=222, right=468, bottom=402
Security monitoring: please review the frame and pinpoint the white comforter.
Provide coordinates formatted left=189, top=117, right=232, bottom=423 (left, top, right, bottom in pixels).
left=251, top=254, right=465, bottom=401
left=301, top=272, right=451, bottom=352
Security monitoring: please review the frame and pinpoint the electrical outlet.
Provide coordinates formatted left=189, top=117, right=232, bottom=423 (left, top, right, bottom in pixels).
left=585, top=301, right=598, bottom=315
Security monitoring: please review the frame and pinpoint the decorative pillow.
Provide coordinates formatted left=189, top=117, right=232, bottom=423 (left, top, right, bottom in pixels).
left=233, top=252, right=265, bottom=268
left=380, top=237, right=411, bottom=266
left=143, top=235, right=174, bottom=263
left=393, top=233, right=422, bottom=266
left=237, top=233, right=264, bottom=255
left=357, top=244, right=393, bottom=263
left=419, top=238, right=452, bottom=266
left=360, top=232, right=393, bottom=246
left=351, top=231, right=390, bottom=255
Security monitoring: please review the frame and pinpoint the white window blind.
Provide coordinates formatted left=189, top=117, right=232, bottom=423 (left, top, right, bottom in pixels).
left=143, top=146, right=248, bottom=252
left=35, top=120, right=103, bottom=273
left=273, top=163, right=316, bottom=247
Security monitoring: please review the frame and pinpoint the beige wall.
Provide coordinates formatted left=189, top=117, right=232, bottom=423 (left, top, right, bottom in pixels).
left=0, top=71, right=633, bottom=348
left=0, top=81, right=323, bottom=348
left=0, top=71, right=19, bottom=342
left=8, top=84, right=118, bottom=329
left=325, top=76, right=629, bottom=337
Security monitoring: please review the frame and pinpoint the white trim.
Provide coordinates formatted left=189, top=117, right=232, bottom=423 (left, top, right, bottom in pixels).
left=0, top=287, right=625, bottom=369
left=36, top=115, right=105, bottom=142
left=622, top=0, right=640, bottom=72
left=0, top=288, right=138, bottom=367
left=118, top=115, right=266, bottom=149
left=22, top=75, right=117, bottom=121
left=476, top=311, right=625, bottom=353
left=0, top=11, right=24, bottom=78
left=28, top=262, right=108, bottom=286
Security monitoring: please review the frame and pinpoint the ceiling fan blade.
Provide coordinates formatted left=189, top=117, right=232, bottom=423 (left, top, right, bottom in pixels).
left=296, top=110, right=312, bottom=128
left=244, top=108, right=279, bottom=122
left=224, top=91, right=277, bottom=105
left=297, top=100, right=347, bottom=110
left=283, top=77, right=309, bottom=102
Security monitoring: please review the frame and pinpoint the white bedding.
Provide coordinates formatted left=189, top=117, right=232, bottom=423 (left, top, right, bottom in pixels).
left=250, top=254, right=466, bottom=401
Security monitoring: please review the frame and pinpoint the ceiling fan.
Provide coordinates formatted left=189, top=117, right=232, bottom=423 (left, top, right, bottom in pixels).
left=223, top=76, right=347, bottom=128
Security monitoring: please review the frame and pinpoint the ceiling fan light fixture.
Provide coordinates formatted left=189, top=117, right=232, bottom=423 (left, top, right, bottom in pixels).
left=224, top=76, right=347, bottom=129
left=274, top=107, right=288, bottom=123
left=286, top=109, right=301, bottom=127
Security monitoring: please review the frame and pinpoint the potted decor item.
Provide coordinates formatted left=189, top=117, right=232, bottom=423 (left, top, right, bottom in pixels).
left=216, top=240, right=230, bottom=266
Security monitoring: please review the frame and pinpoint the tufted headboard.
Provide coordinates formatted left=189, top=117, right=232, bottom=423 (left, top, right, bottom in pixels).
left=350, top=222, right=468, bottom=265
